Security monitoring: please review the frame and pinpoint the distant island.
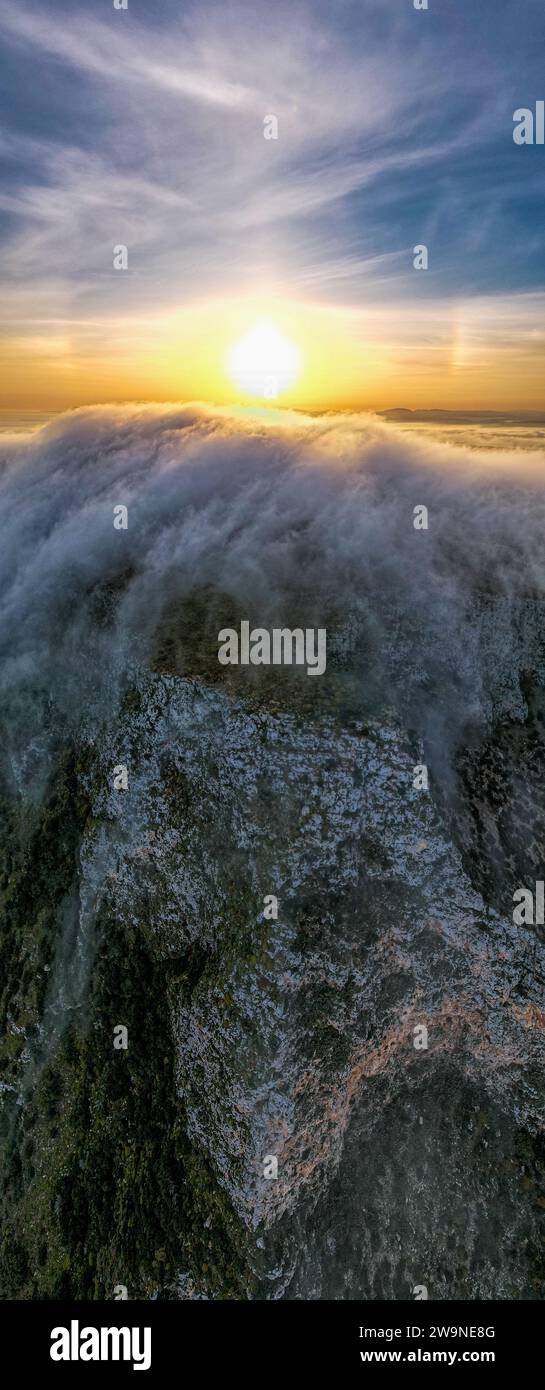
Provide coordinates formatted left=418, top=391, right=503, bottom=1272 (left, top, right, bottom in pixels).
left=381, top=407, right=545, bottom=425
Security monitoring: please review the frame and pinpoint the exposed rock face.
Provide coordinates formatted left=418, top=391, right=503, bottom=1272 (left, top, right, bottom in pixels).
left=1, top=406, right=545, bottom=1300
left=87, top=666, right=545, bottom=1300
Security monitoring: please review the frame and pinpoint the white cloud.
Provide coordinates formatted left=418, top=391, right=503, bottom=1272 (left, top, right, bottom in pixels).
left=1, top=406, right=544, bottom=785
left=0, top=0, right=507, bottom=330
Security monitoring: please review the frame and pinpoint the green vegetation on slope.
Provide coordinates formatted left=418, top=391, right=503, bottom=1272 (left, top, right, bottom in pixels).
left=0, top=745, right=254, bottom=1300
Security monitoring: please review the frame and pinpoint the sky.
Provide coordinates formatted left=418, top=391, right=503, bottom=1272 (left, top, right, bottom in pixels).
left=0, top=0, right=544, bottom=413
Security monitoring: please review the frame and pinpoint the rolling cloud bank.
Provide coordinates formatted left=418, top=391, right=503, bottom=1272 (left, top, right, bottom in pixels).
left=0, top=404, right=544, bottom=776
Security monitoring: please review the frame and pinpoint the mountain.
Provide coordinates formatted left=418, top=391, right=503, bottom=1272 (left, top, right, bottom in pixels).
left=1, top=404, right=545, bottom=1300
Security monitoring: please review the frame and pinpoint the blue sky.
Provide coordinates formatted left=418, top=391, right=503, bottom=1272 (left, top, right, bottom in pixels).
left=1, top=0, right=544, bottom=410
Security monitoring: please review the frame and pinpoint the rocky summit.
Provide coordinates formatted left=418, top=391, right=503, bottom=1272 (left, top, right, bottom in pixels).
left=1, top=407, right=545, bottom=1301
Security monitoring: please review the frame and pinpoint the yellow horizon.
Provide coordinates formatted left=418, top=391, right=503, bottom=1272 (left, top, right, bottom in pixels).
left=1, top=293, right=544, bottom=415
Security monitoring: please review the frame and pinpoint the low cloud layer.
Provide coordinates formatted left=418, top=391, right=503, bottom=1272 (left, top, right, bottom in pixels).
left=1, top=404, right=544, bottom=788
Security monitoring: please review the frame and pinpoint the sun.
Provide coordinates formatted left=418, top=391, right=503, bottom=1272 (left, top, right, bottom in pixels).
left=227, top=318, right=301, bottom=399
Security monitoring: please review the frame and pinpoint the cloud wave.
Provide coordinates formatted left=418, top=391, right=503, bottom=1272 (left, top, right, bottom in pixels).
left=1, top=405, right=544, bottom=790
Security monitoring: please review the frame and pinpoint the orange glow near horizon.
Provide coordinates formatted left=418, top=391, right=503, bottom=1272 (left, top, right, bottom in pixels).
left=1, top=293, right=544, bottom=417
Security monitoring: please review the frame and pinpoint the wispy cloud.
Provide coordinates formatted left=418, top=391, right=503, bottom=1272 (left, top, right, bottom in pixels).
left=0, top=0, right=543, bottom=407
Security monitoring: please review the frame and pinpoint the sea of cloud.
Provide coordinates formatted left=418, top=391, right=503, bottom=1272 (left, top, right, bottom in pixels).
left=0, top=403, right=544, bottom=789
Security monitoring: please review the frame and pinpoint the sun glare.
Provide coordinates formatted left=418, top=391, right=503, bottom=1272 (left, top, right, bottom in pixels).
left=227, top=318, right=301, bottom=399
